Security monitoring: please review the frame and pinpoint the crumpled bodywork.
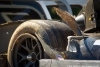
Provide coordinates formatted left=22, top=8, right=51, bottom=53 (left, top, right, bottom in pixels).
left=34, top=20, right=74, bottom=59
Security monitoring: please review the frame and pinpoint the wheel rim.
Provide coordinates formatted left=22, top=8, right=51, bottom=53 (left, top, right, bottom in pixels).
left=12, top=33, right=42, bottom=67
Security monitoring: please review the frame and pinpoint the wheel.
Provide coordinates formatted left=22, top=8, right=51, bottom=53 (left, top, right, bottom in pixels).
left=7, top=20, right=74, bottom=67
left=8, top=33, right=42, bottom=67
left=7, top=20, right=44, bottom=67
left=11, top=33, right=41, bottom=67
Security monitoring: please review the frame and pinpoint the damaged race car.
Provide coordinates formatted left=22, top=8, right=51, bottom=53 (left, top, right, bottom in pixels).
left=0, top=0, right=74, bottom=67
left=0, top=0, right=100, bottom=67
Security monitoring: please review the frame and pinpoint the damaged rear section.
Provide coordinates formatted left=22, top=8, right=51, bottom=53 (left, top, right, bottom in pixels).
left=35, top=20, right=74, bottom=59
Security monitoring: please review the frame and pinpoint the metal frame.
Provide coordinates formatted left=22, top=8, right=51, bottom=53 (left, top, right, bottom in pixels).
left=1, top=12, right=29, bottom=22
left=0, top=5, right=45, bottom=20
left=0, top=0, right=72, bottom=20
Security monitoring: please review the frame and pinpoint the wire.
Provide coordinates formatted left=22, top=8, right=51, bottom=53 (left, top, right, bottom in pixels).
left=49, top=48, right=64, bottom=67
left=50, top=48, right=57, bottom=67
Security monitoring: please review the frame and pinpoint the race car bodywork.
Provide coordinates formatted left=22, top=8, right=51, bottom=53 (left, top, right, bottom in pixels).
left=0, top=0, right=74, bottom=67
left=1, top=0, right=100, bottom=67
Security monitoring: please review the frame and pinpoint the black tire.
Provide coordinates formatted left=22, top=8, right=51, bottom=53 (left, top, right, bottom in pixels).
left=7, top=20, right=74, bottom=67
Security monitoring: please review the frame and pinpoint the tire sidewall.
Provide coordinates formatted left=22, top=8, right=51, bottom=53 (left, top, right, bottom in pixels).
left=7, top=21, right=41, bottom=67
